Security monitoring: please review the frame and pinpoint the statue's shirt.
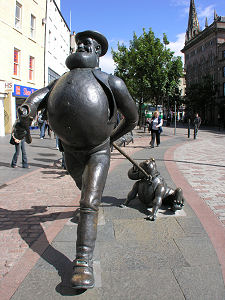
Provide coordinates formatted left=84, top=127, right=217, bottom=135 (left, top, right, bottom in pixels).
left=47, top=68, right=116, bottom=150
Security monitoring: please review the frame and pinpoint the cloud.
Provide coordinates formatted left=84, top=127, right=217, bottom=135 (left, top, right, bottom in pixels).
left=198, top=5, right=214, bottom=18
left=197, top=5, right=214, bottom=27
left=170, top=0, right=189, bottom=15
left=99, top=53, right=116, bottom=74
left=168, top=32, right=185, bottom=61
left=100, top=39, right=130, bottom=74
left=170, top=0, right=189, bottom=7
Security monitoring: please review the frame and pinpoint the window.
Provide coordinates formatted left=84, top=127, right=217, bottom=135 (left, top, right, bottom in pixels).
left=14, top=48, right=20, bottom=76
left=29, top=56, right=35, bottom=81
left=224, top=83, right=225, bottom=96
left=223, top=67, right=225, bottom=77
left=48, top=30, right=51, bottom=50
left=30, top=15, right=36, bottom=39
left=15, top=2, right=22, bottom=29
left=48, top=67, right=59, bottom=84
left=223, top=51, right=225, bottom=59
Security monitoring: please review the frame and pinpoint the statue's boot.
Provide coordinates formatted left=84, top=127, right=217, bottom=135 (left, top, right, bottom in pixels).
left=71, top=208, right=98, bottom=289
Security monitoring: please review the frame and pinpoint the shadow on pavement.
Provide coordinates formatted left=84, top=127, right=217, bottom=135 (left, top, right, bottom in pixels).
left=0, top=205, right=86, bottom=296
left=102, top=196, right=148, bottom=215
left=30, top=144, right=57, bottom=150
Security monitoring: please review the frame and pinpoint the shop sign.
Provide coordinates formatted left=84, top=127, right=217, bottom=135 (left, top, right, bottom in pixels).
left=13, top=84, right=37, bottom=98
left=0, top=81, right=13, bottom=93
left=5, top=82, right=13, bottom=90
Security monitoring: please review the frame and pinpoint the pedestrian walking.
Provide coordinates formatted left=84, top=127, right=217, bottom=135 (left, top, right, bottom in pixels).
left=10, top=134, right=29, bottom=168
left=46, top=120, right=52, bottom=138
left=149, top=111, right=163, bottom=148
left=38, top=112, right=46, bottom=139
left=193, top=113, right=201, bottom=139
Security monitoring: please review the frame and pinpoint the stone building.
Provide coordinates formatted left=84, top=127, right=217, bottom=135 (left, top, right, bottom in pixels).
left=0, top=0, right=70, bottom=136
left=0, top=0, right=46, bottom=135
left=44, top=0, right=70, bottom=85
left=182, top=0, right=225, bottom=125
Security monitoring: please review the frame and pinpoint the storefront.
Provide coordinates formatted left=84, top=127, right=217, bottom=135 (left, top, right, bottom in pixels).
left=0, top=80, right=13, bottom=136
left=12, top=84, right=37, bottom=118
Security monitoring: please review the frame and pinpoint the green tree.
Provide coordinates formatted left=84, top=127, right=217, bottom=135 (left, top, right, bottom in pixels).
left=112, top=28, right=183, bottom=124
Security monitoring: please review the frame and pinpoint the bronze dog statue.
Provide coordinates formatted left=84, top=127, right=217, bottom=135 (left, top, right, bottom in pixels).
left=124, top=158, right=184, bottom=220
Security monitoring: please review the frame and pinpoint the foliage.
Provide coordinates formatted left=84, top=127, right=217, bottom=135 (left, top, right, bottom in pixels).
left=111, top=28, right=183, bottom=110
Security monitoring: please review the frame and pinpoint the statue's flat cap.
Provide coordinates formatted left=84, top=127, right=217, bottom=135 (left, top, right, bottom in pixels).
left=75, top=30, right=108, bottom=56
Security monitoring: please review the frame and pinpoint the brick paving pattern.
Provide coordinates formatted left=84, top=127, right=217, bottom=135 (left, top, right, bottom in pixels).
left=0, top=166, right=77, bottom=280
left=174, top=130, right=225, bottom=226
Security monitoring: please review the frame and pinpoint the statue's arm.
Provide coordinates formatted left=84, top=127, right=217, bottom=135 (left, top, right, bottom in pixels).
left=108, top=75, right=138, bottom=143
left=13, top=79, right=57, bottom=141
left=18, top=79, right=57, bottom=118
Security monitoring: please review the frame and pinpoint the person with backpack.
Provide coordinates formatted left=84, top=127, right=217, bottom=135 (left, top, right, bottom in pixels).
left=149, top=111, right=163, bottom=148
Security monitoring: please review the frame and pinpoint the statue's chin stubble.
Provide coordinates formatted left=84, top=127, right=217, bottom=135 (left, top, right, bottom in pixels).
left=65, top=52, right=99, bottom=70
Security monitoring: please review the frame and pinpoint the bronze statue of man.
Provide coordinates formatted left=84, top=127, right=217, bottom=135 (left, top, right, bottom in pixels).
left=13, top=30, right=138, bottom=289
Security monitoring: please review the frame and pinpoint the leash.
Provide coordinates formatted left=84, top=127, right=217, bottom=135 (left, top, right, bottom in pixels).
left=112, top=142, right=152, bottom=180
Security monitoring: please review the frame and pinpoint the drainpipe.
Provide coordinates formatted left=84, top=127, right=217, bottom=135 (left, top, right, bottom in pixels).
left=43, top=0, right=48, bottom=87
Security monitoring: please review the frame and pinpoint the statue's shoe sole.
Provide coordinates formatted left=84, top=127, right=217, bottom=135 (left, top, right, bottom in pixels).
left=71, top=283, right=94, bottom=289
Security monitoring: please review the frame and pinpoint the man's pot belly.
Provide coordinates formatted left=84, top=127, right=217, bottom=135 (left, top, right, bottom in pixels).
left=47, top=71, right=116, bottom=150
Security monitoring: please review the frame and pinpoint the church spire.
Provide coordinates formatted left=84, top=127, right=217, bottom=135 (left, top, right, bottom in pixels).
left=214, top=9, right=218, bottom=21
left=185, top=0, right=200, bottom=42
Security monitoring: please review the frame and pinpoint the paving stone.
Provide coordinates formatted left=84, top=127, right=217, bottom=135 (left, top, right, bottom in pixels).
left=174, top=236, right=220, bottom=266
left=176, top=217, right=208, bottom=236
left=11, top=267, right=102, bottom=300
left=98, top=239, right=189, bottom=272
left=173, top=264, right=225, bottom=300
left=101, top=269, right=185, bottom=300
left=113, top=218, right=185, bottom=242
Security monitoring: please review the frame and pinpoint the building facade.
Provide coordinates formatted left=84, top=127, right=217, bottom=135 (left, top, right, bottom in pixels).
left=0, top=0, right=70, bottom=136
left=44, top=0, right=70, bottom=85
left=0, top=0, right=46, bottom=135
left=182, top=0, right=225, bottom=125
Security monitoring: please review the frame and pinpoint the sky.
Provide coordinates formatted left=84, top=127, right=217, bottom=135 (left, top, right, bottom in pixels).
left=60, top=0, right=225, bottom=74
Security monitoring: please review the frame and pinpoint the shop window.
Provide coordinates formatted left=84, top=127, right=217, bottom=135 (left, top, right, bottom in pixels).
left=15, top=2, right=22, bottom=29
left=14, top=48, right=20, bottom=76
left=29, top=56, right=35, bottom=81
left=30, top=14, right=36, bottom=39
left=224, top=83, right=225, bottom=96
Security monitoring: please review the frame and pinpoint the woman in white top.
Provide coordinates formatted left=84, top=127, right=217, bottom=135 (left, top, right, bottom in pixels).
left=150, top=111, right=163, bottom=148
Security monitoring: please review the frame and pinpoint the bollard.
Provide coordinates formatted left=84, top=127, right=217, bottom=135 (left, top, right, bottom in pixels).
left=194, top=124, right=197, bottom=139
left=188, top=119, right=190, bottom=138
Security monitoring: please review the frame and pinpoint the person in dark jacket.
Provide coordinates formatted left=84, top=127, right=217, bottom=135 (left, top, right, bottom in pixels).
left=193, top=113, right=201, bottom=137
left=10, top=128, right=29, bottom=168
left=150, top=111, right=163, bottom=148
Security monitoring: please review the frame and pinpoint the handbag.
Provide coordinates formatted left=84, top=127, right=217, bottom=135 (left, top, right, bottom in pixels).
left=9, top=135, right=19, bottom=145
